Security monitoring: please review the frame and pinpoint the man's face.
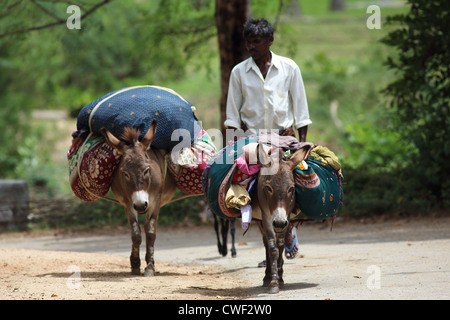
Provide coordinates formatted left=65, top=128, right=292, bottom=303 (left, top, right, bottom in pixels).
left=245, top=35, right=273, bottom=60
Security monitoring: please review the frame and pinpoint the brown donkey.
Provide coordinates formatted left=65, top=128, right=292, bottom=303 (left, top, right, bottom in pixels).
left=101, top=120, right=177, bottom=276
left=252, top=144, right=309, bottom=293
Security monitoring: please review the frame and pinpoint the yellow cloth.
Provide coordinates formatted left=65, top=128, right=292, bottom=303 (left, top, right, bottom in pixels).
left=225, top=184, right=251, bottom=208
left=310, top=146, right=341, bottom=172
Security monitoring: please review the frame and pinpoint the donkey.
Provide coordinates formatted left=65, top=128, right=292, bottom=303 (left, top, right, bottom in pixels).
left=251, top=144, right=309, bottom=294
left=101, top=120, right=177, bottom=276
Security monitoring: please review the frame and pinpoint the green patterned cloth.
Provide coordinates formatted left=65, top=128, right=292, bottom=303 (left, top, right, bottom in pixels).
left=294, top=158, right=343, bottom=220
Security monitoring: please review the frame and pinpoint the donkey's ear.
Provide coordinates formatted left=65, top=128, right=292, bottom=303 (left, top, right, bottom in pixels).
left=288, top=145, right=311, bottom=170
left=141, top=119, right=157, bottom=150
left=257, top=143, right=271, bottom=168
left=101, top=127, right=126, bottom=155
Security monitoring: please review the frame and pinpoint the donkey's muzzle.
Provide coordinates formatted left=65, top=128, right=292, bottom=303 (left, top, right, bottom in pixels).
left=272, top=208, right=289, bottom=232
left=273, top=219, right=288, bottom=231
left=133, top=202, right=148, bottom=213
left=132, top=190, right=149, bottom=214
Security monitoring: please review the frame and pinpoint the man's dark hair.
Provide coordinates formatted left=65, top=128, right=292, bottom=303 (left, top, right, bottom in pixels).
left=243, top=18, right=274, bottom=39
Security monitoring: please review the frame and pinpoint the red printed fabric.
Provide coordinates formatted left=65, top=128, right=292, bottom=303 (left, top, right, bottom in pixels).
left=68, top=134, right=121, bottom=202
left=167, top=164, right=204, bottom=195
left=167, top=129, right=216, bottom=195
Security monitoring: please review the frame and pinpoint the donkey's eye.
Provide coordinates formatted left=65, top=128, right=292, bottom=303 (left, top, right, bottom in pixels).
left=122, top=171, right=130, bottom=180
left=264, top=185, right=273, bottom=196
left=144, top=167, right=150, bottom=176
left=288, top=186, right=295, bottom=195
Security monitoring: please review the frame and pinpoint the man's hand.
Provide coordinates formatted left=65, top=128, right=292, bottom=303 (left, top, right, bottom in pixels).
left=280, top=127, right=295, bottom=137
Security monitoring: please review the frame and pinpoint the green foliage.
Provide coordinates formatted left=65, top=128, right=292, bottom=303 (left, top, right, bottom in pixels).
left=382, top=0, right=450, bottom=207
left=343, top=120, right=416, bottom=170
left=0, top=0, right=217, bottom=180
left=340, top=168, right=437, bottom=216
left=158, top=192, right=203, bottom=225
left=28, top=194, right=203, bottom=230
left=304, top=52, right=348, bottom=103
left=300, top=49, right=416, bottom=172
left=28, top=198, right=127, bottom=230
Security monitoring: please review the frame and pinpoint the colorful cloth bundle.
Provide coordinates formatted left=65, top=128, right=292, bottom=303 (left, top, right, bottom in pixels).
left=294, top=156, right=343, bottom=221
left=167, top=129, right=217, bottom=195
left=68, top=133, right=121, bottom=202
left=203, top=134, right=344, bottom=221
left=76, top=85, right=200, bottom=150
left=202, top=135, right=260, bottom=219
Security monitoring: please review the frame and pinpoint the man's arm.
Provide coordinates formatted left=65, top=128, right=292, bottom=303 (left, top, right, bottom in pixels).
left=224, top=69, right=243, bottom=130
left=297, top=125, right=308, bottom=142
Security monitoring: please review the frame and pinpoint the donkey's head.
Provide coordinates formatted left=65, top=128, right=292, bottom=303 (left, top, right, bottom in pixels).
left=256, top=144, right=309, bottom=233
left=101, top=120, right=157, bottom=214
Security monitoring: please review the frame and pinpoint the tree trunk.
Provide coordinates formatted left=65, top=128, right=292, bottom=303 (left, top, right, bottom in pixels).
left=330, top=0, right=345, bottom=11
left=215, top=0, right=250, bottom=143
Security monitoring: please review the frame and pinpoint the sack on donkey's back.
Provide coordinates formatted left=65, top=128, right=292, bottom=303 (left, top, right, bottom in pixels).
left=76, top=85, right=200, bottom=150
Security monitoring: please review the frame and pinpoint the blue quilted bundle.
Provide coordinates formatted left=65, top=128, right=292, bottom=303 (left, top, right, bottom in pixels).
left=77, top=85, right=199, bottom=150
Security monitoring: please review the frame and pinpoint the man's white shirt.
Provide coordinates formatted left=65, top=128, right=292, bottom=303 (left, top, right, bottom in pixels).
left=225, top=51, right=312, bottom=134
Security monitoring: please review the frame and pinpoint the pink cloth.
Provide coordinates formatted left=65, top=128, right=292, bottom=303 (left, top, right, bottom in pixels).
left=235, top=154, right=261, bottom=176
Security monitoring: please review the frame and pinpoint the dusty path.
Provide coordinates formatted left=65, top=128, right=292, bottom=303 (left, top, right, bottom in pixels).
left=0, top=215, right=449, bottom=300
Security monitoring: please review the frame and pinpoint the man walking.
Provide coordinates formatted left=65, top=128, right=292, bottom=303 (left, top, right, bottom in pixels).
left=224, top=18, right=311, bottom=259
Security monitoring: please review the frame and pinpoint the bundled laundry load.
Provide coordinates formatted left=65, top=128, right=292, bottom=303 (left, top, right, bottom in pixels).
left=294, top=146, right=343, bottom=221
left=203, top=133, right=343, bottom=225
left=76, top=85, right=200, bottom=150
left=68, top=133, right=121, bottom=202
left=68, top=85, right=204, bottom=202
left=202, top=135, right=260, bottom=220
left=167, top=128, right=217, bottom=196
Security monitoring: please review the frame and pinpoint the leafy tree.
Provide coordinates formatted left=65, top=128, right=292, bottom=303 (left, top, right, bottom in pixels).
left=0, top=0, right=216, bottom=178
left=382, top=0, right=450, bottom=206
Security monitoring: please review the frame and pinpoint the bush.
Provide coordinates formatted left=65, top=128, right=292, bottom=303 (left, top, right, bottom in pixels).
left=382, top=0, right=450, bottom=207
left=340, top=168, right=437, bottom=217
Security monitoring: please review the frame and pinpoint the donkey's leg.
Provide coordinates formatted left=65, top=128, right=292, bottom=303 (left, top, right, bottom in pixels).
left=276, top=232, right=286, bottom=288
left=127, top=207, right=142, bottom=275
left=267, top=239, right=280, bottom=294
left=213, top=214, right=223, bottom=256
left=144, top=212, right=158, bottom=277
left=220, top=218, right=229, bottom=257
left=230, top=218, right=237, bottom=258
left=257, top=221, right=273, bottom=288
left=261, top=220, right=280, bottom=294
left=263, top=238, right=272, bottom=287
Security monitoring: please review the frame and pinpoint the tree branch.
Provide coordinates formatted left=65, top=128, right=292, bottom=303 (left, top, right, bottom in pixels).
left=0, top=0, right=23, bottom=19
left=0, top=0, right=111, bottom=38
left=31, top=0, right=64, bottom=21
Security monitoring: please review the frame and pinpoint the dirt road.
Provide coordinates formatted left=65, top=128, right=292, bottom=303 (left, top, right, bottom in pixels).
left=1, top=215, right=449, bottom=300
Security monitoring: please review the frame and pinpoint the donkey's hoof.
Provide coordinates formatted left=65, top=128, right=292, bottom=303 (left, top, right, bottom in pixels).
left=268, top=285, right=280, bottom=294
left=131, top=268, right=141, bottom=276
left=144, top=268, right=155, bottom=277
